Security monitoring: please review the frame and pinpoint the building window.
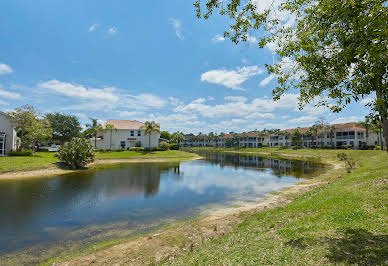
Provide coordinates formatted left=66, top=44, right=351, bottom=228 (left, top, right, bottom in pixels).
left=137, top=131, right=141, bottom=136
left=131, top=131, right=134, bottom=137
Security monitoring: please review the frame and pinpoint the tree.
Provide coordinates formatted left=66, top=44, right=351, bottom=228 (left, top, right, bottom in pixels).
left=85, top=118, right=103, bottom=149
left=283, top=131, right=291, bottom=147
left=46, top=113, right=81, bottom=144
left=194, top=0, right=388, bottom=154
left=369, top=114, right=384, bottom=150
left=308, top=125, right=319, bottom=148
left=160, top=131, right=171, bottom=141
left=327, top=125, right=336, bottom=147
left=141, top=121, right=160, bottom=148
left=291, top=129, right=303, bottom=149
left=358, top=117, right=371, bottom=147
left=232, top=133, right=240, bottom=148
left=25, top=118, right=53, bottom=151
left=8, top=105, right=52, bottom=151
left=171, top=132, right=184, bottom=145
left=104, top=124, right=117, bottom=150
left=57, top=138, right=95, bottom=169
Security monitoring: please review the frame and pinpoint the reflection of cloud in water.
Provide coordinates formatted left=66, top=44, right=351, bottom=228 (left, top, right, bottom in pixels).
left=160, top=161, right=300, bottom=200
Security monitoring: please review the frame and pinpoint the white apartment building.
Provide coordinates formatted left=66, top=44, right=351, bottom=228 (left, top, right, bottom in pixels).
left=0, top=111, right=19, bottom=156
left=92, top=120, right=160, bottom=150
left=180, top=122, right=385, bottom=150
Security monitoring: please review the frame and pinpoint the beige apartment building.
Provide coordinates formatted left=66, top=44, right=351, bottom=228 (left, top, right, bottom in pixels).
left=91, top=120, right=160, bottom=150
left=180, top=122, right=385, bottom=150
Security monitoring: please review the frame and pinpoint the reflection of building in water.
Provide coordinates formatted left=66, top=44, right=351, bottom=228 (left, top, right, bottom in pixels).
left=197, top=152, right=322, bottom=179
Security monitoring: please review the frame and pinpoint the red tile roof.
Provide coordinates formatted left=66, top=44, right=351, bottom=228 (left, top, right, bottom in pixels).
left=103, top=120, right=147, bottom=130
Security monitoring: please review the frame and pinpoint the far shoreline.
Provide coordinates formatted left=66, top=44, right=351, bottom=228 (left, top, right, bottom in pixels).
left=0, top=156, right=202, bottom=181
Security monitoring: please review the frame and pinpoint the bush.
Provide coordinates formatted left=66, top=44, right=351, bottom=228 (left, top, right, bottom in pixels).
left=57, top=138, right=95, bottom=169
left=8, top=149, right=34, bottom=156
left=144, top=147, right=163, bottom=152
left=169, top=143, right=180, bottom=150
left=130, top=147, right=145, bottom=152
left=135, top=141, right=142, bottom=147
left=159, top=142, right=169, bottom=151
left=337, top=152, right=348, bottom=161
left=345, top=158, right=356, bottom=173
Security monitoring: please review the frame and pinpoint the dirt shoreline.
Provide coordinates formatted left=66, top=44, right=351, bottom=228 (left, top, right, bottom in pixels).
left=51, top=159, right=343, bottom=266
left=0, top=156, right=202, bottom=180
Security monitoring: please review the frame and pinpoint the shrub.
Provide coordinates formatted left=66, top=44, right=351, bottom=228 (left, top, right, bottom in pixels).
left=337, top=152, right=348, bottom=161
left=130, top=147, right=145, bottom=152
left=144, top=147, right=163, bottom=152
left=135, top=141, right=142, bottom=147
left=8, top=149, right=34, bottom=156
left=159, top=142, right=169, bottom=151
left=169, top=143, right=180, bottom=150
left=57, top=138, right=95, bottom=169
left=345, top=158, right=356, bottom=173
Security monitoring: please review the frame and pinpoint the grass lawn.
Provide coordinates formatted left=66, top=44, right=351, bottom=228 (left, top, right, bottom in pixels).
left=0, top=150, right=196, bottom=173
left=167, top=148, right=388, bottom=265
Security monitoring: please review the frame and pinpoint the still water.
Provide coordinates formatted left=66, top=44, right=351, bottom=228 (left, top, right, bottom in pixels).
left=0, top=152, right=325, bottom=261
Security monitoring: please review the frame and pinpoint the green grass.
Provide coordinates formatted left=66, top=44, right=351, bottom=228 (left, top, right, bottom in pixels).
left=167, top=148, right=388, bottom=265
left=0, top=150, right=197, bottom=173
left=0, top=152, right=58, bottom=173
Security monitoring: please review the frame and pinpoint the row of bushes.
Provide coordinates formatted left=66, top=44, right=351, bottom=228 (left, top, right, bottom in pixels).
left=8, top=149, right=34, bottom=156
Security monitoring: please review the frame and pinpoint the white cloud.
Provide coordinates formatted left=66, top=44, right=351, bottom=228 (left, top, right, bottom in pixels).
left=246, top=112, right=275, bottom=119
left=168, top=97, right=182, bottom=106
left=168, top=18, right=184, bottom=40
left=0, top=99, right=7, bottom=105
left=38, top=80, right=119, bottom=104
left=107, top=27, right=118, bottom=35
left=0, top=63, right=13, bottom=75
left=361, top=97, right=374, bottom=106
left=38, top=80, right=166, bottom=111
left=331, top=116, right=364, bottom=124
left=118, top=111, right=145, bottom=117
left=0, top=89, right=21, bottom=99
left=175, top=93, right=298, bottom=118
left=259, top=74, right=276, bottom=86
left=211, top=34, right=225, bottom=43
left=88, top=24, right=98, bottom=32
left=289, top=115, right=317, bottom=124
left=201, top=66, right=264, bottom=90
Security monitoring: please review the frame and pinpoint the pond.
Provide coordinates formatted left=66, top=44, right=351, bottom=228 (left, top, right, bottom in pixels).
left=0, top=152, right=325, bottom=263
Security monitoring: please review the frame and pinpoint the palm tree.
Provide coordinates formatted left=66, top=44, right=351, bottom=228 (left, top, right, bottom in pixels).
left=232, top=133, right=240, bottom=148
left=308, top=124, right=319, bottom=148
left=326, top=124, right=336, bottom=147
left=370, top=115, right=383, bottom=150
left=283, top=131, right=291, bottom=147
left=207, top=132, right=215, bottom=147
left=85, top=118, right=103, bottom=149
left=141, top=121, right=160, bottom=148
left=104, top=124, right=117, bottom=150
left=171, top=132, right=184, bottom=145
left=358, top=117, right=371, bottom=147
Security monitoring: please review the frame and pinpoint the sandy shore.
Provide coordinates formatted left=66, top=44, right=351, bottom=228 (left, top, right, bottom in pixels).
left=0, top=156, right=201, bottom=180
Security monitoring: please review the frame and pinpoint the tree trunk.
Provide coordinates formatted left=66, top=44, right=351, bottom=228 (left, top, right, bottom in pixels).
left=94, top=132, right=97, bottom=149
left=149, top=134, right=151, bottom=148
left=110, top=130, right=112, bottom=150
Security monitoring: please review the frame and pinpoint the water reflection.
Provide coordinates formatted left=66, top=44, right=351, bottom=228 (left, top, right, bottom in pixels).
left=0, top=152, right=324, bottom=260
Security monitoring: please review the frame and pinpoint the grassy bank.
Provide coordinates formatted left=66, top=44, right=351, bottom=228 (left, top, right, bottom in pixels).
left=167, top=148, right=388, bottom=265
left=0, top=150, right=197, bottom=174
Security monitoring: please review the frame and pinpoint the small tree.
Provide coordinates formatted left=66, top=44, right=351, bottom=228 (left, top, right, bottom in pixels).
left=57, top=138, right=95, bottom=169
left=104, top=124, right=117, bottom=150
left=358, top=117, right=371, bottom=147
left=25, top=118, right=53, bottom=151
left=291, top=130, right=303, bottom=149
left=85, top=118, right=103, bottom=149
left=8, top=105, right=39, bottom=151
left=160, top=131, right=171, bottom=141
left=141, top=121, right=160, bottom=148
left=159, top=142, right=169, bottom=151
left=171, top=132, right=184, bottom=145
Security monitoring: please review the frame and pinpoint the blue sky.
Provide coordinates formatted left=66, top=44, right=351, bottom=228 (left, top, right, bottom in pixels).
left=0, top=0, right=373, bottom=134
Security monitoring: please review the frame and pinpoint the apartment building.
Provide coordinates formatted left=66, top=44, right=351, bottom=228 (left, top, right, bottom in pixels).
left=180, top=122, right=385, bottom=150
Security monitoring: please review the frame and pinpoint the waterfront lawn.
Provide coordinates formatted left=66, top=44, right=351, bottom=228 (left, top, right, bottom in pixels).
left=169, top=149, right=388, bottom=265
left=0, top=150, right=196, bottom=173
left=0, top=152, right=58, bottom=173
